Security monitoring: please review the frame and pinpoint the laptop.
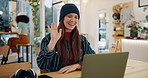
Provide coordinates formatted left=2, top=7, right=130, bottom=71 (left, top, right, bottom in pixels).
left=80, top=52, right=129, bottom=78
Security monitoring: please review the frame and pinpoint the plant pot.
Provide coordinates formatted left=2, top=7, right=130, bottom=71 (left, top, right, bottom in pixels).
left=130, top=32, right=138, bottom=38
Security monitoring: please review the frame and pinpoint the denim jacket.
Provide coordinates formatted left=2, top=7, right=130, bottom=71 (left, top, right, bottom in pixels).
left=37, top=34, right=95, bottom=72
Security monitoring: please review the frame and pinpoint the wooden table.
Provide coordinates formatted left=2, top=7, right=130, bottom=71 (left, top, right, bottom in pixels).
left=0, top=31, right=18, bottom=34
left=124, top=60, right=148, bottom=78
left=0, top=31, right=18, bottom=39
left=40, top=59, right=148, bottom=78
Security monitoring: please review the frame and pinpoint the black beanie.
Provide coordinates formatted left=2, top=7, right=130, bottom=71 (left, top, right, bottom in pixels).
left=59, top=3, right=80, bottom=21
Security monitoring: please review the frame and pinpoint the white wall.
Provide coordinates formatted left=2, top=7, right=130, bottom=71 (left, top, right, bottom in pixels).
left=80, top=0, right=147, bottom=53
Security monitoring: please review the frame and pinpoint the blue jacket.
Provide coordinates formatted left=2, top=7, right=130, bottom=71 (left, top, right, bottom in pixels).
left=37, top=34, right=95, bottom=72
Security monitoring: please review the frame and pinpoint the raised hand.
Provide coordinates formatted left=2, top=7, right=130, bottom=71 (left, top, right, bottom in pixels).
left=48, top=23, right=62, bottom=42
left=47, top=23, right=62, bottom=51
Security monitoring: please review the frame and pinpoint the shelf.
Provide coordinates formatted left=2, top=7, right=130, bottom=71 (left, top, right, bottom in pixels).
left=112, top=35, right=124, bottom=38
left=115, top=29, right=124, bottom=31
left=114, top=25, right=123, bottom=27
left=113, top=22, right=120, bottom=25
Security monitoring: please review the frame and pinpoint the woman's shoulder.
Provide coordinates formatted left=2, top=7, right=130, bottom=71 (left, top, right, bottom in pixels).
left=80, top=35, right=87, bottom=41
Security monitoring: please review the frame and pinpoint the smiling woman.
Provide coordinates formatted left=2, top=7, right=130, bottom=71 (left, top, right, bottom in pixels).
left=37, top=3, right=95, bottom=74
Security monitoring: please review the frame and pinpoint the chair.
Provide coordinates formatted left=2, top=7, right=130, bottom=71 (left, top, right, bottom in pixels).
left=1, top=43, right=33, bottom=66
left=109, top=39, right=122, bottom=53
left=0, top=62, right=30, bottom=78
left=17, top=44, right=33, bottom=67
left=114, top=38, right=122, bottom=52
left=1, top=45, right=20, bottom=65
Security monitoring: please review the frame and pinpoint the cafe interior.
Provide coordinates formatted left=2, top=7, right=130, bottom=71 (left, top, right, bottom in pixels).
left=0, top=0, right=148, bottom=78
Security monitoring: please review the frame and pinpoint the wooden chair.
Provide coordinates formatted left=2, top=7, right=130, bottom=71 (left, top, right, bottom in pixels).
left=0, top=62, right=30, bottom=78
left=114, top=38, right=122, bottom=52
left=1, top=45, right=20, bottom=65
left=1, top=43, right=33, bottom=66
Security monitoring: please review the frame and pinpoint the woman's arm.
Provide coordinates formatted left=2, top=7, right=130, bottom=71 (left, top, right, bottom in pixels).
left=37, top=23, right=62, bottom=72
left=37, top=35, right=59, bottom=72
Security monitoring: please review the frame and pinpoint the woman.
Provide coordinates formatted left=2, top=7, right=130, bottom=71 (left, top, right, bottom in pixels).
left=37, top=3, right=95, bottom=74
left=8, top=12, right=29, bottom=53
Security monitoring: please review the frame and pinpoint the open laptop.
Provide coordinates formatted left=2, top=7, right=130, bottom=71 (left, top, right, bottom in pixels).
left=80, top=52, right=129, bottom=78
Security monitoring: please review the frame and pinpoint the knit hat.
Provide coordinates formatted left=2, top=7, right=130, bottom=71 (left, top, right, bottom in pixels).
left=59, top=3, right=80, bottom=21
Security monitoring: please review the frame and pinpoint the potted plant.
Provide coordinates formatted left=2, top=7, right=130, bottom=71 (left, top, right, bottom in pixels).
left=127, top=20, right=142, bottom=38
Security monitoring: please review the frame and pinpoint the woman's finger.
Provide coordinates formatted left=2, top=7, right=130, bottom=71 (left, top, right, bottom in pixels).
left=50, top=23, right=54, bottom=29
left=48, top=26, right=51, bottom=31
left=58, top=29, right=62, bottom=34
left=64, top=69, right=73, bottom=74
left=58, top=68, right=65, bottom=74
left=58, top=68, right=68, bottom=74
left=52, top=22, right=57, bottom=30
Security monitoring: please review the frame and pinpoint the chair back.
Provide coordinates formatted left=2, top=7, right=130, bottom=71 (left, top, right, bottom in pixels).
left=0, top=62, right=30, bottom=78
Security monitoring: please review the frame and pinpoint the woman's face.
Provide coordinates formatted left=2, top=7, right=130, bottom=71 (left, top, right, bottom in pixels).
left=63, top=13, right=78, bottom=32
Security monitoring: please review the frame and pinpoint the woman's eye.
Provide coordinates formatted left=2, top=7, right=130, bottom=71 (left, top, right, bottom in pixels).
left=68, top=15, right=72, bottom=18
left=67, top=15, right=78, bottom=19
left=75, top=16, right=78, bottom=19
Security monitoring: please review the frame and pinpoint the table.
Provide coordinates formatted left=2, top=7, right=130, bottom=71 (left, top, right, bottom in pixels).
left=40, top=59, right=148, bottom=78
left=0, top=31, right=18, bottom=40
left=124, top=60, right=148, bottom=78
left=0, top=31, right=18, bottom=34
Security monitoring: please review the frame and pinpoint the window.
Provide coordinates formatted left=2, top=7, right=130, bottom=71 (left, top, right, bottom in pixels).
left=98, top=13, right=109, bottom=52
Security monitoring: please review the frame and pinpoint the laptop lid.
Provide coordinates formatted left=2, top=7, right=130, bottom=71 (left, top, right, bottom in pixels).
left=81, top=52, right=129, bottom=78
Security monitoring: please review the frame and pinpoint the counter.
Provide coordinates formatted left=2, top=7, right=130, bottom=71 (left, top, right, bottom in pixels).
left=122, top=39, right=148, bottom=62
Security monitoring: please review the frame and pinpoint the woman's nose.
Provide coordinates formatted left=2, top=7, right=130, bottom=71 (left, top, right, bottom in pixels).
left=70, top=17, right=76, bottom=22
